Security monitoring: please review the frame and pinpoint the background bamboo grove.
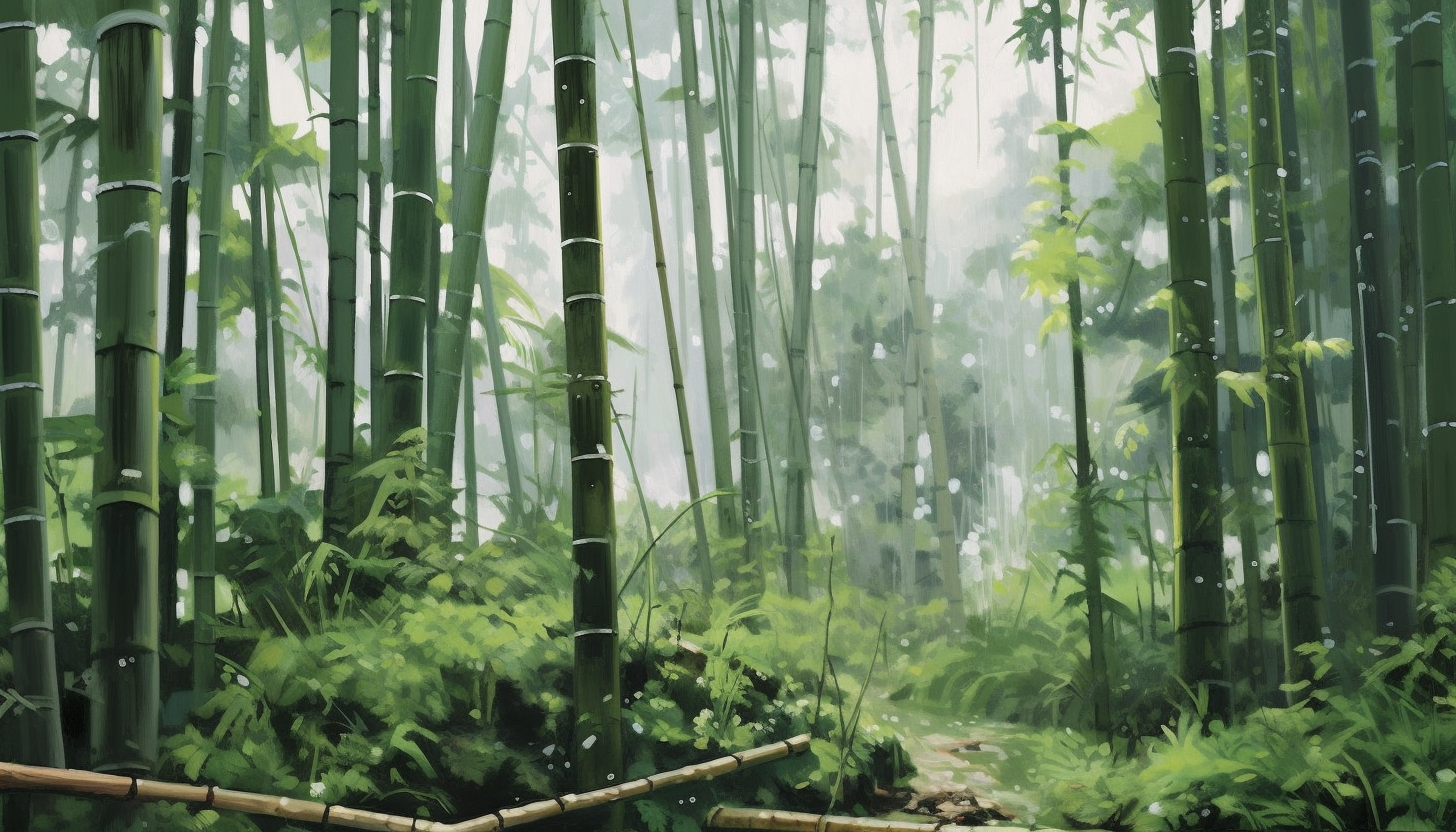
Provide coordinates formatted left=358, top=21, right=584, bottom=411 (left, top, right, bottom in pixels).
left=3, top=0, right=1456, bottom=830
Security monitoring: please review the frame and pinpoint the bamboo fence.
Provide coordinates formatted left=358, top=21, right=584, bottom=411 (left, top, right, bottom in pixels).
left=0, top=734, right=810, bottom=831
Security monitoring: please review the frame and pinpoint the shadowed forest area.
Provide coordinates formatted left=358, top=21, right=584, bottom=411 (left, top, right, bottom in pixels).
left=3, top=0, right=1456, bottom=829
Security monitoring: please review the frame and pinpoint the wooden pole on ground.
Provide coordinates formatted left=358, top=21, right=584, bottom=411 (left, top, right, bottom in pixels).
left=0, top=735, right=810, bottom=831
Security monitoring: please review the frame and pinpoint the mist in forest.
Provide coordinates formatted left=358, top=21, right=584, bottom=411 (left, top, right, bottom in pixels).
left=1, top=0, right=1453, bottom=830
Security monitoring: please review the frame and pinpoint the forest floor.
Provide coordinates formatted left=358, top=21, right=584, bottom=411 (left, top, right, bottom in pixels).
left=869, top=706, right=1112, bottom=832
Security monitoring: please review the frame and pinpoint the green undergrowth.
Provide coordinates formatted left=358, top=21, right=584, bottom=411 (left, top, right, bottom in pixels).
left=1, top=431, right=915, bottom=832
left=913, top=562, right=1456, bottom=832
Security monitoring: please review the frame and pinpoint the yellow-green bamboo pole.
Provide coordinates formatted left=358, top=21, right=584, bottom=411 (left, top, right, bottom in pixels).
left=0, top=736, right=808, bottom=832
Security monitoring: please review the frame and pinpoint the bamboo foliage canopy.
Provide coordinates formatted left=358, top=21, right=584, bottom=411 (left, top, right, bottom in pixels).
left=0, top=735, right=809, bottom=832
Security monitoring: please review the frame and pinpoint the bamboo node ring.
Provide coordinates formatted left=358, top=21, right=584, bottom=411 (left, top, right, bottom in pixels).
left=95, top=9, right=166, bottom=39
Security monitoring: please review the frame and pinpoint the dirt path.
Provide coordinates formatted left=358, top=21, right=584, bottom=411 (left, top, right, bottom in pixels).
left=871, top=706, right=1110, bottom=832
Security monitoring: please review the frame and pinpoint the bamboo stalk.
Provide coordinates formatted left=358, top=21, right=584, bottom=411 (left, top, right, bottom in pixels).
left=323, top=0, right=362, bottom=546
left=1, top=0, right=67, bottom=774
left=619, top=0, right=714, bottom=594
left=708, top=808, right=985, bottom=832
left=1153, top=0, right=1232, bottom=722
left=92, top=0, right=166, bottom=774
left=0, top=736, right=808, bottom=832
left=864, top=0, right=965, bottom=626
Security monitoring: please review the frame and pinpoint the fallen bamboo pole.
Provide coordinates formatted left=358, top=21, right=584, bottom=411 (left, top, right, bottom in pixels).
left=0, top=734, right=810, bottom=832
left=707, top=807, right=983, bottom=832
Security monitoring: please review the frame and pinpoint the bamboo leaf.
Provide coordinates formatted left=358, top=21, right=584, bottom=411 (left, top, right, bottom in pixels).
left=1207, top=173, right=1240, bottom=195
left=1217, top=370, right=1267, bottom=407
left=1035, top=119, right=1099, bottom=147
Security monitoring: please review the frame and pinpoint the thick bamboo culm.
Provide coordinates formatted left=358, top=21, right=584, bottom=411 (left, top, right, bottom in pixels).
left=708, top=807, right=985, bottom=832
left=0, top=735, right=809, bottom=832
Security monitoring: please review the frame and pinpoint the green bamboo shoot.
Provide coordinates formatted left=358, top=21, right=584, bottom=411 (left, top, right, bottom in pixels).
left=381, top=0, right=443, bottom=448
left=553, top=0, right=624, bottom=810
left=159, top=0, right=198, bottom=661
left=621, top=0, right=713, bottom=593
left=732, top=0, right=766, bottom=580
left=367, top=1, right=384, bottom=459
left=1412, top=2, right=1456, bottom=576
left=1341, top=0, right=1415, bottom=637
left=675, top=0, right=739, bottom=540
left=1211, top=0, right=1270, bottom=694
left=784, top=0, right=827, bottom=596
left=428, top=0, right=512, bottom=477
left=1394, top=6, right=1425, bottom=586
left=91, top=0, right=165, bottom=773
left=323, top=0, right=361, bottom=546
left=264, top=169, right=291, bottom=491
left=248, top=0, right=276, bottom=496
left=1246, top=0, right=1326, bottom=694
left=0, top=0, right=67, bottom=772
left=192, top=0, right=233, bottom=701
left=1154, top=0, right=1232, bottom=720
left=1046, top=0, right=1110, bottom=735
left=864, top=0, right=965, bottom=625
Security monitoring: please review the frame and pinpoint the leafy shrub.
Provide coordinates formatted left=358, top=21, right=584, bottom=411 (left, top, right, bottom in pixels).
left=13, top=432, right=911, bottom=832
left=985, top=561, right=1456, bottom=832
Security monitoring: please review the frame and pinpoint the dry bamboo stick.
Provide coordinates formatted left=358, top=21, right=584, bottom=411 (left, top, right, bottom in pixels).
left=707, top=807, right=993, bottom=832
left=0, top=734, right=810, bottom=832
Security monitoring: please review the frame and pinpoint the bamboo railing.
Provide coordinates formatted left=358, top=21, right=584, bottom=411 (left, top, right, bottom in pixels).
left=0, top=734, right=810, bottom=831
